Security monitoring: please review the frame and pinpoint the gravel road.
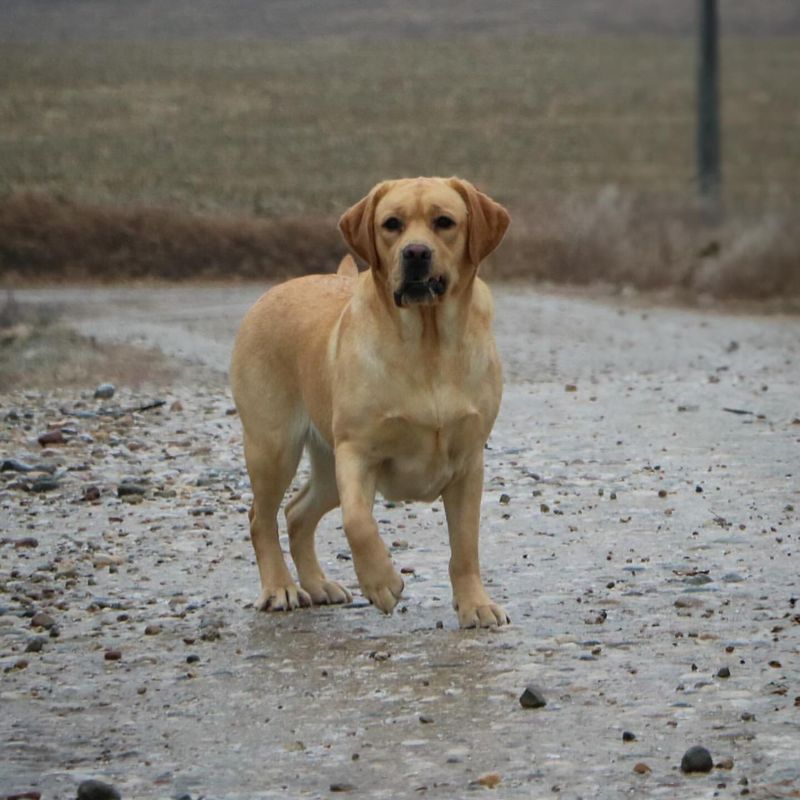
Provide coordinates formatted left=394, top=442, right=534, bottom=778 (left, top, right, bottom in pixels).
left=2, top=285, right=799, bottom=799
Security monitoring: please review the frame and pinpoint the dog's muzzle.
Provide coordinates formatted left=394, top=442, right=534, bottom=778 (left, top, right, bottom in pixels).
left=393, top=275, right=447, bottom=308
left=394, top=243, right=447, bottom=307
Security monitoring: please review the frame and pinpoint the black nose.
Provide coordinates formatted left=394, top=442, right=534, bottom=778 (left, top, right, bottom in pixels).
left=401, top=244, right=432, bottom=282
left=402, top=243, right=432, bottom=262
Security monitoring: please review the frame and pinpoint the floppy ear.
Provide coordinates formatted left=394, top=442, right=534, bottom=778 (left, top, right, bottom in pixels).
left=448, top=178, right=511, bottom=266
left=338, top=181, right=391, bottom=269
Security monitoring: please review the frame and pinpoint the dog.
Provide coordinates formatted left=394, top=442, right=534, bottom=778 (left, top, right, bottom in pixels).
left=230, top=177, right=510, bottom=627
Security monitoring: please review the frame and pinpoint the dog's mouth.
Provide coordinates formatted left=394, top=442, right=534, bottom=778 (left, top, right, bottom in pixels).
left=393, top=276, right=448, bottom=308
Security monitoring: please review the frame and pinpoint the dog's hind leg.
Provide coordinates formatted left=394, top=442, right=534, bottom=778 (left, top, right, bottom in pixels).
left=244, top=431, right=311, bottom=611
left=285, top=434, right=352, bottom=605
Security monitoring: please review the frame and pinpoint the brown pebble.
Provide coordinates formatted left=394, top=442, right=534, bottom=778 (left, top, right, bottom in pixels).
left=633, top=762, right=652, bottom=774
left=104, top=649, right=122, bottom=661
left=30, top=612, right=56, bottom=629
left=83, top=485, right=101, bottom=502
left=144, top=624, right=161, bottom=635
left=475, top=773, right=502, bottom=789
left=369, top=651, right=390, bottom=661
left=716, top=757, right=734, bottom=770
left=37, top=430, right=64, bottom=446
left=14, top=537, right=39, bottom=548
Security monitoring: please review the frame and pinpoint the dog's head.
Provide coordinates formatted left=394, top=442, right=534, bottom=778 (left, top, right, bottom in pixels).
left=339, top=177, right=510, bottom=308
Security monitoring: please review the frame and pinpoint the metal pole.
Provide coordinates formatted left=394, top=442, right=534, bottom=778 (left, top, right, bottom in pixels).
left=697, top=0, right=721, bottom=209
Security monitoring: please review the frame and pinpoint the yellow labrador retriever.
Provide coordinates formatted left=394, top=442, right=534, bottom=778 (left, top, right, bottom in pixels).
left=230, top=177, right=510, bottom=627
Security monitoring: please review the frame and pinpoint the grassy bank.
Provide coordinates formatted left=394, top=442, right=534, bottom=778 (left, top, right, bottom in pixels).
left=3, top=191, right=798, bottom=303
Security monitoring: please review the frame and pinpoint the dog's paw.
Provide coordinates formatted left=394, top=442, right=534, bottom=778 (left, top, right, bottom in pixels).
left=456, top=600, right=510, bottom=629
left=301, top=579, right=353, bottom=606
left=255, top=583, right=312, bottom=612
left=357, top=562, right=404, bottom=614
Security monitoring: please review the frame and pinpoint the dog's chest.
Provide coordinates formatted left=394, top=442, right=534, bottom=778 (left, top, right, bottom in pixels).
left=372, top=385, right=494, bottom=502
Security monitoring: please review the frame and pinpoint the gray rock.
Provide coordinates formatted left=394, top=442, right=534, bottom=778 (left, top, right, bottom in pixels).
left=680, top=745, right=713, bottom=773
left=25, top=636, right=47, bottom=653
left=29, top=477, right=59, bottom=493
left=717, top=666, right=731, bottom=678
left=94, top=383, right=116, bottom=399
left=189, top=506, right=215, bottom=516
left=117, top=482, right=146, bottom=497
left=683, top=574, right=713, bottom=586
left=722, top=572, right=745, bottom=583
left=77, top=779, right=121, bottom=800
left=1, top=458, right=35, bottom=473
left=519, top=684, right=547, bottom=709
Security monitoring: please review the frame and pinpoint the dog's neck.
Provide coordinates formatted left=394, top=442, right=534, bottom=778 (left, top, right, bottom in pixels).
left=360, top=268, right=481, bottom=348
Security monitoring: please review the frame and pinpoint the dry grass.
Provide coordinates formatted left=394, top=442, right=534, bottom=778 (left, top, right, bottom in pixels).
left=2, top=37, right=798, bottom=213
left=0, top=35, right=798, bottom=301
left=3, top=190, right=798, bottom=304
left=0, top=193, right=340, bottom=282
left=492, top=189, right=800, bottom=301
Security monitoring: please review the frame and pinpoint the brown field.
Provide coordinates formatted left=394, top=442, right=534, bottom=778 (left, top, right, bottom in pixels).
left=3, top=0, right=799, bottom=41
left=1, top=26, right=799, bottom=301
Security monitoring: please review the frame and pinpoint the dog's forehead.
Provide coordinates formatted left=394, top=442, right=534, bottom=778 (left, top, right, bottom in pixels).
left=376, top=179, right=466, bottom=217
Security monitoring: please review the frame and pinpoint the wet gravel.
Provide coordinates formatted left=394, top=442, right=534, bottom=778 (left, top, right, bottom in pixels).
left=1, top=286, right=799, bottom=798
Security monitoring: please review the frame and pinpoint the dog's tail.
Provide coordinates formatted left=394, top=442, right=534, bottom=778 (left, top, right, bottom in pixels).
left=336, top=254, right=359, bottom=279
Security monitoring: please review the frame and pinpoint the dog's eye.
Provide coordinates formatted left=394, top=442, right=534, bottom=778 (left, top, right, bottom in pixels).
left=382, top=217, right=402, bottom=232
left=434, top=215, right=455, bottom=230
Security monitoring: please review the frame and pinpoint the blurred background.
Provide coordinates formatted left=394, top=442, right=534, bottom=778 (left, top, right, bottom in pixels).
left=1, top=0, right=798, bottom=302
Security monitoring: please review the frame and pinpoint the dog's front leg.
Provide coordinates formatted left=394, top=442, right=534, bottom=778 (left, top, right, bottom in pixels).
left=335, top=443, right=404, bottom=614
left=442, top=455, right=510, bottom=628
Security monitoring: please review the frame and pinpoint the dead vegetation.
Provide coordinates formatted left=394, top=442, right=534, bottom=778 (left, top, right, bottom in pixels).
left=2, top=191, right=799, bottom=304
left=0, top=193, right=340, bottom=283
left=492, top=189, right=800, bottom=301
